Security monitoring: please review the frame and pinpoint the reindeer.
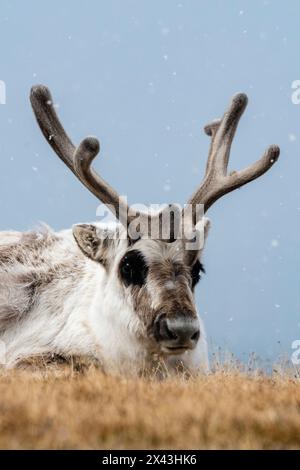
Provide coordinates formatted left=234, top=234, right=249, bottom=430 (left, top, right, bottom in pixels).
left=0, top=85, right=279, bottom=375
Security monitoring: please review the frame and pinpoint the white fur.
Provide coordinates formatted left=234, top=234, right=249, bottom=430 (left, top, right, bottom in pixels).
left=0, top=224, right=209, bottom=376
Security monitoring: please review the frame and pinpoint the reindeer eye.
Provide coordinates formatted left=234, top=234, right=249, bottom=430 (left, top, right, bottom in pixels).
left=119, top=250, right=148, bottom=287
left=191, top=260, right=205, bottom=288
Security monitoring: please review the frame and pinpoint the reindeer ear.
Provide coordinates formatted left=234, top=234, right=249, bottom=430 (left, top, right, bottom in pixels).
left=72, top=224, right=115, bottom=265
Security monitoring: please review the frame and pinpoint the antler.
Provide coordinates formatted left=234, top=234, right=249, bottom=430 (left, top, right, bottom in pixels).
left=31, top=86, right=280, bottom=239
left=188, top=93, right=280, bottom=222
left=30, top=85, right=130, bottom=225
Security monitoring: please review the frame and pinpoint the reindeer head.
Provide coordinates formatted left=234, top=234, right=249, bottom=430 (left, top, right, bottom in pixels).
left=70, top=213, right=210, bottom=357
left=30, top=86, right=279, bottom=364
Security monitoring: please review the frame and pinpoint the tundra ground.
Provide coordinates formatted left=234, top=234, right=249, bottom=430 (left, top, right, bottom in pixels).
left=0, top=357, right=299, bottom=450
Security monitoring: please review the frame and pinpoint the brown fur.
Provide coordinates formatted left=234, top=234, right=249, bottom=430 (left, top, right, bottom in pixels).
left=130, top=254, right=197, bottom=338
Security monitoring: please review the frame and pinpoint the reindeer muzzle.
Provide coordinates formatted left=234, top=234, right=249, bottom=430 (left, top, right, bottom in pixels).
left=154, top=314, right=200, bottom=354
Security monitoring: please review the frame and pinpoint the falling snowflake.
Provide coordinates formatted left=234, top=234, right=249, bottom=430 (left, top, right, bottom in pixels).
left=163, top=179, right=171, bottom=192
left=289, top=133, right=296, bottom=142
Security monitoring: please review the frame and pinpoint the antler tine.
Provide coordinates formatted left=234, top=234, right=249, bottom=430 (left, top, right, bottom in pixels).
left=73, top=138, right=128, bottom=222
left=204, top=119, right=221, bottom=138
left=30, top=85, right=76, bottom=172
left=207, top=93, right=248, bottom=177
left=203, top=118, right=221, bottom=175
left=188, top=93, right=280, bottom=220
left=30, top=85, right=130, bottom=224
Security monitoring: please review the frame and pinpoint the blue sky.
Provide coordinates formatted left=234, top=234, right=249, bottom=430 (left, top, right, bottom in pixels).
left=0, top=0, right=299, bottom=362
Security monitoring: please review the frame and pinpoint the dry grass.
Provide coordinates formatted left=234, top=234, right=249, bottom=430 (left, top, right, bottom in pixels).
left=0, top=357, right=299, bottom=450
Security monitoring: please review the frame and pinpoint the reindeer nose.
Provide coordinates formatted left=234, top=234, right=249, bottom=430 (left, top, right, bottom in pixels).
left=154, top=315, right=200, bottom=351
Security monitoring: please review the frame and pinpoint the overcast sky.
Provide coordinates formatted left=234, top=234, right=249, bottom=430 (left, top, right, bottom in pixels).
left=0, top=0, right=299, bottom=363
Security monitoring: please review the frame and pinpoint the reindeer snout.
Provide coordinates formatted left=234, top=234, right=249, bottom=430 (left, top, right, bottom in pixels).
left=154, top=314, right=200, bottom=353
